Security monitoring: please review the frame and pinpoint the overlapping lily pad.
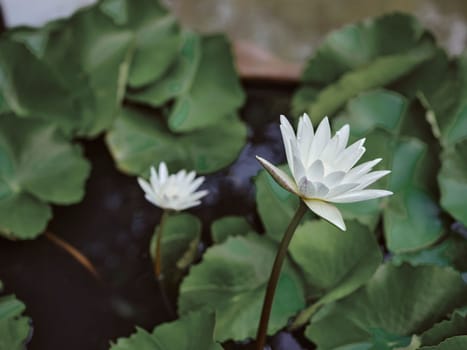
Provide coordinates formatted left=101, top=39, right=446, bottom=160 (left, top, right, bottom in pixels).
left=0, top=7, right=134, bottom=137
left=306, top=264, right=467, bottom=349
left=178, top=234, right=305, bottom=341
left=293, top=13, right=436, bottom=120
left=106, top=107, right=247, bottom=175
left=210, top=216, right=252, bottom=244
left=289, top=220, right=382, bottom=304
left=128, top=33, right=245, bottom=132
left=0, top=114, right=91, bottom=239
left=0, top=283, right=31, bottom=350
left=110, top=311, right=222, bottom=350
left=149, top=213, right=201, bottom=290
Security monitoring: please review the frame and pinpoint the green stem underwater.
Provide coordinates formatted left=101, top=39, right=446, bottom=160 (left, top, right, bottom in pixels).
left=154, top=210, right=170, bottom=278
left=255, top=200, right=307, bottom=350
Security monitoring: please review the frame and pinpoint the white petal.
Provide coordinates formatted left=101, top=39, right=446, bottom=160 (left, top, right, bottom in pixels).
left=298, top=177, right=314, bottom=198
left=280, top=115, right=297, bottom=165
left=138, top=177, right=154, bottom=196
left=313, top=182, right=330, bottom=198
left=308, top=117, right=331, bottom=165
left=256, top=156, right=298, bottom=194
left=353, top=170, right=391, bottom=191
left=303, top=199, right=346, bottom=231
left=307, top=159, right=324, bottom=181
left=186, top=171, right=196, bottom=183
left=323, top=171, right=346, bottom=187
left=159, top=162, right=168, bottom=183
left=187, top=176, right=205, bottom=192
left=345, top=158, right=382, bottom=182
left=336, top=138, right=366, bottom=171
left=330, top=189, right=393, bottom=203
left=149, top=166, right=160, bottom=189
left=292, top=153, right=306, bottom=182
left=335, top=124, right=350, bottom=153
left=325, top=183, right=360, bottom=199
left=297, top=114, right=314, bottom=163
left=281, top=130, right=295, bottom=175
left=187, top=189, right=209, bottom=202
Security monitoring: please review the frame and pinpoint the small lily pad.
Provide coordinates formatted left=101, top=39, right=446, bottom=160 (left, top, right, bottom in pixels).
left=0, top=114, right=90, bottom=239
left=105, top=106, right=247, bottom=175
left=110, top=311, right=222, bottom=350
left=178, top=234, right=305, bottom=341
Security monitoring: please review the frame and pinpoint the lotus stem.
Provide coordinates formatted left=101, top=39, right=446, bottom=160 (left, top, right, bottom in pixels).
left=154, top=210, right=169, bottom=278
left=45, top=231, right=100, bottom=281
left=255, top=200, right=307, bottom=350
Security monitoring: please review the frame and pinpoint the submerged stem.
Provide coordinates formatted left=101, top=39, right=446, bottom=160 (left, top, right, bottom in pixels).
left=153, top=210, right=176, bottom=319
left=45, top=231, right=100, bottom=281
left=255, top=200, right=307, bottom=350
left=154, top=210, right=170, bottom=278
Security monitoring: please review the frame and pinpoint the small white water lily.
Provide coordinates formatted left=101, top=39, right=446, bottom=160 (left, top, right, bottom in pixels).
left=137, top=162, right=208, bottom=211
left=257, top=114, right=393, bottom=231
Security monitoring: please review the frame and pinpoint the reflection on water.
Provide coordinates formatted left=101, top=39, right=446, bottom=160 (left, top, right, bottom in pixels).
left=164, top=0, right=467, bottom=60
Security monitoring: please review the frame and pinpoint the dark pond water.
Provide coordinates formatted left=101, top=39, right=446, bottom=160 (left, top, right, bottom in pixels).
left=0, top=82, right=315, bottom=350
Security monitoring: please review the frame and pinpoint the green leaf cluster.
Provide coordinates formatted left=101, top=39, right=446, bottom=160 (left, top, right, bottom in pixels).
left=110, top=311, right=222, bottom=350
left=0, top=0, right=246, bottom=238
left=0, top=282, right=31, bottom=350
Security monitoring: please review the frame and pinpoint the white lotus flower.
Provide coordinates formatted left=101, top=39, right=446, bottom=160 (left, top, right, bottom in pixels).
left=256, top=114, right=393, bottom=231
left=137, top=162, right=208, bottom=211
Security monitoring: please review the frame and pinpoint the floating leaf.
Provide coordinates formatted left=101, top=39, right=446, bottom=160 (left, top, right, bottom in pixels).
left=210, top=216, right=251, bottom=244
left=0, top=284, right=31, bottom=350
left=166, top=34, right=245, bottom=132
left=149, top=213, right=201, bottom=292
left=100, top=0, right=182, bottom=88
left=421, top=309, right=467, bottom=346
left=289, top=220, right=382, bottom=303
left=0, top=7, right=134, bottom=137
left=126, top=31, right=201, bottom=108
left=110, top=311, right=222, bottom=350
left=0, top=114, right=90, bottom=238
left=438, top=141, right=467, bottom=226
left=384, top=139, right=443, bottom=253
left=392, top=235, right=467, bottom=270
left=254, top=166, right=301, bottom=241
left=293, top=13, right=436, bottom=119
left=106, top=107, right=246, bottom=175
left=306, top=264, right=467, bottom=349
left=178, top=234, right=305, bottom=341
left=420, top=336, right=467, bottom=350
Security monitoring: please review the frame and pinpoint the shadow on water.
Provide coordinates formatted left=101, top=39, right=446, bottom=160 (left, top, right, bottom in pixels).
left=0, top=82, right=316, bottom=350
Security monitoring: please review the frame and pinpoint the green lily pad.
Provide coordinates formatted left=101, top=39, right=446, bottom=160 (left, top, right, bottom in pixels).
left=126, top=31, right=201, bottom=108
left=0, top=7, right=134, bottom=137
left=420, top=336, right=467, bottom=350
left=110, top=311, right=222, bottom=350
left=0, top=284, right=31, bottom=350
left=384, top=139, right=443, bottom=253
left=289, top=220, right=382, bottom=303
left=438, top=141, right=467, bottom=226
left=100, top=0, right=182, bottom=88
left=306, top=264, right=467, bottom=350
left=178, top=234, right=305, bottom=341
left=421, top=309, right=467, bottom=346
left=167, top=34, right=245, bottom=132
left=0, top=114, right=91, bottom=239
left=392, top=235, right=467, bottom=270
left=210, top=216, right=251, bottom=244
left=339, top=89, right=407, bottom=137
left=254, top=166, right=301, bottom=241
left=149, top=213, right=201, bottom=292
left=105, top=106, right=246, bottom=175
left=293, top=13, right=436, bottom=119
